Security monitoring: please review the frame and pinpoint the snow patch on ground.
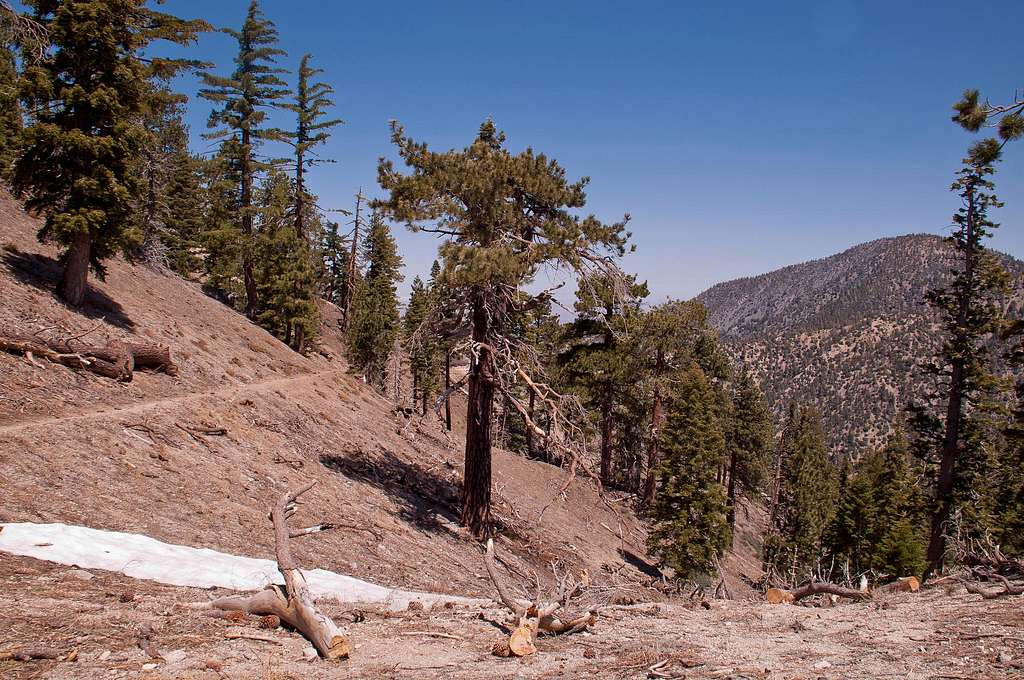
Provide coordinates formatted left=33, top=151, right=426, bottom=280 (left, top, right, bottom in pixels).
left=0, top=523, right=480, bottom=610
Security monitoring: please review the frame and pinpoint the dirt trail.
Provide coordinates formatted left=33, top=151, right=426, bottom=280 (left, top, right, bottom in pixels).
left=0, top=367, right=337, bottom=435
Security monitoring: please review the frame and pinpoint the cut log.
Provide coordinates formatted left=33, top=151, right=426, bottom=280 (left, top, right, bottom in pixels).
left=199, top=482, right=350, bottom=661
left=767, top=582, right=872, bottom=604
left=876, top=576, right=920, bottom=594
left=0, top=328, right=176, bottom=381
left=766, top=587, right=795, bottom=604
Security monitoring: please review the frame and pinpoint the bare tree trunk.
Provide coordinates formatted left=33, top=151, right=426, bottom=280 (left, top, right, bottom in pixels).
left=444, top=349, right=452, bottom=431
left=641, top=349, right=665, bottom=509
left=462, top=288, right=494, bottom=539
left=412, top=371, right=419, bottom=414
left=58, top=232, right=91, bottom=307
left=342, top=190, right=363, bottom=331
left=294, top=149, right=306, bottom=241
left=525, top=389, right=536, bottom=459
left=240, top=128, right=258, bottom=319
left=726, top=449, right=739, bottom=544
left=294, top=324, right=305, bottom=354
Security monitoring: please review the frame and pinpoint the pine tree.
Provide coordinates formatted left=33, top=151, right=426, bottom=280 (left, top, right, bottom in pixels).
left=404, top=275, right=439, bottom=414
left=909, top=139, right=1010, bottom=578
left=161, top=149, right=206, bottom=276
left=428, top=259, right=459, bottom=431
left=647, top=364, right=731, bottom=580
left=559, top=271, right=648, bottom=486
left=320, top=220, right=349, bottom=306
left=285, top=53, right=342, bottom=241
left=199, top=0, right=289, bottom=318
left=376, top=120, right=631, bottom=538
left=953, top=89, right=1024, bottom=147
left=346, top=212, right=403, bottom=389
left=724, top=366, right=773, bottom=535
left=765, top=404, right=838, bottom=582
left=253, top=169, right=320, bottom=350
left=0, top=38, right=20, bottom=181
left=12, top=0, right=205, bottom=306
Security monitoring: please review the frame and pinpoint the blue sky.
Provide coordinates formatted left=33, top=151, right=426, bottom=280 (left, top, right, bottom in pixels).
left=149, top=0, right=1023, bottom=303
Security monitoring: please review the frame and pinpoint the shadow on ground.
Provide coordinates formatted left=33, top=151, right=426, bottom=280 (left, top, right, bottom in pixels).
left=2, top=248, right=135, bottom=330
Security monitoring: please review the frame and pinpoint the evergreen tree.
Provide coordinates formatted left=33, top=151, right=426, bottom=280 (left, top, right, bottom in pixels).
left=765, top=404, right=837, bottom=582
left=0, top=38, right=20, bottom=181
left=161, top=149, right=206, bottom=276
left=404, top=275, right=439, bottom=414
left=428, top=259, right=459, bottom=431
left=346, top=212, right=402, bottom=389
left=285, top=53, right=341, bottom=240
left=647, top=364, right=731, bottom=580
left=199, top=0, right=289, bottom=318
left=199, top=150, right=244, bottom=299
left=559, top=271, right=648, bottom=486
left=253, top=169, right=319, bottom=350
left=320, top=220, right=349, bottom=306
left=724, top=366, right=773, bottom=535
left=12, top=0, right=205, bottom=306
left=953, top=89, right=1024, bottom=147
left=908, top=139, right=1010, bottom=578
left=376, top=120, right=631, bottom=538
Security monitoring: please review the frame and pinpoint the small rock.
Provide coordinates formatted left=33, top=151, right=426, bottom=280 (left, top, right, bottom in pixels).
left=302, top=646, right=318, bottom=662
left=98, top=650, right=111, bottom=661
left=141, top=663, right=158, bottom=671
left=812, top=660, right=832, bottom=670
left=163, top=649, right=187, bottom=665
left=204, top=659, right=224, bottom=672
left=65, top=568, right=95, bottom=581
left=999, top=651, right=1013, bottom=663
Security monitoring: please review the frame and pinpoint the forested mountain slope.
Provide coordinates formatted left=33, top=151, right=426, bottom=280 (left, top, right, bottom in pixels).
left=696, top=234, right=1024, bottom=457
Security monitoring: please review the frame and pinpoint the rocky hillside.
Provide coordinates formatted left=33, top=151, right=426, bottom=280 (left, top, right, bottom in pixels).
left=696, top=234, right=1024, bottom=458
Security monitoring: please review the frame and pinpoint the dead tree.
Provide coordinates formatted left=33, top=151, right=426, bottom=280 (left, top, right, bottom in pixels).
left=960, top=574, right=1024, bottom=599
left=190, top=483, right=350, bottom=660
left=0, top=328, right=177, bottom=381
left=484, top=539, right=596, bottom=656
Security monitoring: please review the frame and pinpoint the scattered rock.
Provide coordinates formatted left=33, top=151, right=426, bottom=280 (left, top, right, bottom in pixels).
left=141, top=663, right=158, bottom=671
left=98, top=650, right=111, bottom=661
left=163, top=649, right=187, bottom=665
left=999, top=651, right=1013, bottom=664
left=812, top=660, right=832, bottom=670
left=302, top=646, right=318, bottom=662
left=64, top=568, right=95, bottom=581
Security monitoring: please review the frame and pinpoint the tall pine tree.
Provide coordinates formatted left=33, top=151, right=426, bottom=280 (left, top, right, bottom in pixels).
left=724, top=366, right=773, bottom=536
left=199, top=0, right=289, bottom=318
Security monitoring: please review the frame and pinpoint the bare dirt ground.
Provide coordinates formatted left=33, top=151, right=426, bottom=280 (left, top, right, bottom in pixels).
left=2, top=191, right=1022, bottom=679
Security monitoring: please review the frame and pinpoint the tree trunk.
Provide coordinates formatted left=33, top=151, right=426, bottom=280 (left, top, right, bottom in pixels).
left=240, top=129, right=258, bottom=319
left=293, top=324, right=305, bottom=354
left=925, top=182, right=978, bottom=581
left=525, top=389, right=536, bottom=459
left=294, top=150, right=305, bottom=241
left=412, top=372, right=419, bottom=413
left=58, top=232, right=91, bottom=307
left=462, top=288, right=494, bottom=539
left=726, top=450, right=739, bottom=544
left=444, top=350, right=452, bottom=431
left=599, top=324, right=615, bottom=485
left=641, top=350, right=665, bottom=509
left=342, top=191, right=362, bottom=331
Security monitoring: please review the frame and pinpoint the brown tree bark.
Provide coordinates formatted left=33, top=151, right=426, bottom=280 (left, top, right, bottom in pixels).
left=598, top=325, right=615, bottom=485
left=461, top=288, right=495, bottom=539
left=444, top=349, right=452, bottom=430
left=641, top=349, right=665, bottom=509
left=58, top=232, right=91, bottom=307
left=525, top=389, right=536, bottom=459
left=240, top=128, right=258, bottom=319
left=726, top=449, right=739, bottom=542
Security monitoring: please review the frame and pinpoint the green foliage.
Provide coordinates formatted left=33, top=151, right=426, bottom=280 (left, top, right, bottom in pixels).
left=953, top=89, right=1024, bottom=144
left=320, top=220, right=350, bottom=306
left=0, top=39, right=20, bottom=181
left=647, top=365, right=731, bottom=580
left=826, top=431, right=926, bottom=578
left=404, top=274, right=440, bottom=410
left=12, top=0, right=204, bottom=302
left=765, top=404, right=838, bottom=582
left=253, top=169, right=320, bottom=349
left=726, top=367, right=772, bottom=496
left=346, top=212, right=402, bottom=389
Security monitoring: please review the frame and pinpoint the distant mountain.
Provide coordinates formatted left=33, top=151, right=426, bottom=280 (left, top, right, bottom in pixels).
left=696, top=234, right=1024, bottom=458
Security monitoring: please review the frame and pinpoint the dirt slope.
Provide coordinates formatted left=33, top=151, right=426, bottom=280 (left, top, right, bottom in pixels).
left=0, top=189, right=655, bottom=600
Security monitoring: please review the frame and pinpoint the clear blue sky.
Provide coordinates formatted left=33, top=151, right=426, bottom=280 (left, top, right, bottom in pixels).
left=153, top=0, right=1023, bottom=303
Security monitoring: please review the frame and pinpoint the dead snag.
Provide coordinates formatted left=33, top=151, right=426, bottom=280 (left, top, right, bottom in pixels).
left=484, top=539, right=596, bottom=657
left=197, top=482, right=350, bottom=660
left=961, top=575, right=1024, bottom=599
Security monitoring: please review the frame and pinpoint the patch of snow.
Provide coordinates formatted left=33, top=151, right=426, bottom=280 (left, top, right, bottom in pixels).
left=0, top=523, right=481, bottom=611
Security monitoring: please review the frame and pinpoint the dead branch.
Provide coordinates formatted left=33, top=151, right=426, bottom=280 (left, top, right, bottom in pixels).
left=0, top=647, right=63, bottom=662
left=484, top=539, right=596, bottom=656
left=197, top=482, right=350, bottom=660
left=224, top=629, right=284, bottom=645
left=789, top=581, right=872, bottom=602
left=960, top=575, right=1024, bottom=599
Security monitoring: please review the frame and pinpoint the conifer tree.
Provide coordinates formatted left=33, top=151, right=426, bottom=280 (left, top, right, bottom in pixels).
left=560, top=271, right=648, bottom=486
left=765, top=404, right=837, bottom=582
left=377, top=120, right=631, bottom=538
left=12, top=0, right=205, bottom=306
left=199, top=0, right=289, bottom=318
left=346, top=212, right=403, bottom=389
left=647, top=364, right=731, bottom=580
left=285, top=53, right=341, bottom=241
left=428, top=259, right=458, bottom=431
left=953, top=89, right=1024, bottom=147
left=404, top=275, right=439, bottom=414
left=724, top=366, right=773, bottom=535
left=908, top=139, right=1010, bottom=578
left=0, top=38, right=20, bottom=180
left=320, top=221, right=349, bottom=305
left=253, top=169, right=320, bottom=349
left=161, top=149, right=206, bottom=276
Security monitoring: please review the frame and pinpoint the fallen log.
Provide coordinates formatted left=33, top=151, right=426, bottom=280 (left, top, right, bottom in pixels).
left=0, top=329, right=176, bottom=381
left=0, top=648, right=63, bottom=661
left=961, top=575, right=1024, bottom=600
left=191, top=482, right=350, bottom=661
left=766, top=581, right=872, bottom=604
